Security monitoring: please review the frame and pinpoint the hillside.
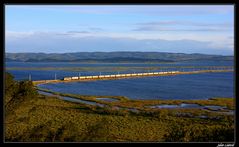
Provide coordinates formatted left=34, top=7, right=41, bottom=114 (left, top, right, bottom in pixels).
left=5, top=52, right=233, bottom=63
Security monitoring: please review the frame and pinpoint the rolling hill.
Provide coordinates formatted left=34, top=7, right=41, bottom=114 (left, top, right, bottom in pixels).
left=5, top=52, right=233, bottom=63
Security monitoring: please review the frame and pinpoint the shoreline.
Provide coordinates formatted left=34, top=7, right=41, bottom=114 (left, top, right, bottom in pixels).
left=33, top=69, right=233, bottom=85
left=37, top=87, right=235, bottom=111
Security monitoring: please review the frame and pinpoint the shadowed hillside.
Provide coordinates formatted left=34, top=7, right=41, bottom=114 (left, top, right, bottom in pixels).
left=6, top=52, right=233, bottom=63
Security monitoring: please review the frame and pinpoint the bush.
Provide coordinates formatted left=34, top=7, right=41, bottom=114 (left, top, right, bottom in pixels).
left=5, top=72, right=38, bottom=114
left=5, top=72, right=17, bottom=103
left=164, top=123, right=234, bottom=142
left=16, top=80, right=38, bottom=100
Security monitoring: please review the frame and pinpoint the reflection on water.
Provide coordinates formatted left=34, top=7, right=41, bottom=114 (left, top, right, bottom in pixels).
left=148, top=103, right=202, bottom=109
left=204, top=105, right=227, bottom=110
left=148, top=103, right=234, bottom=115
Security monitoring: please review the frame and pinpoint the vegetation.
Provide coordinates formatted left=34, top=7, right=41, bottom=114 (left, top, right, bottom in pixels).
left=36, top=87, right=235, bottom=111
left=5, top=72, right=38, bottom=115
left=5, top=72, right=17, bottom=104
left=4, top=72, right=235, bottom=142
left=6, top=52, right=233, bottom=62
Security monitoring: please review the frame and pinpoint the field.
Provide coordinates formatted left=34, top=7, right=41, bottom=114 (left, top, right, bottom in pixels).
left=5, top=92, right=234, bottom=142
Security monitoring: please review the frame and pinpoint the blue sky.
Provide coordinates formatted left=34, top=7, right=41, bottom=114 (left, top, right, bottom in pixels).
left=5, top=5, right=234, bottom=55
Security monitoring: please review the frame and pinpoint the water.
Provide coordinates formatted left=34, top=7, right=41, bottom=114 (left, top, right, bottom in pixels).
left=38, top=90, right=234, bottom=115
left=149, top=103, right=202, bottom=109
left=6, top=61, right=234, bottom=100
left=60, top=96, right=104, bottom=107
left=7, top=70, right=83, bottom=81
left=148, top=103, right=234, bottom=115
left=6, top=60, right=234, bottom=68
left=38, top=90, right=138, bottom=112
left=148, top=103, right=226, bottom=110
left=204, top=105, right=228, bottom=111
left=6, top=61, right=233, bottom=81
left=38, top=90, right=104, bottom=107
left=38, top=90, right=55, bottom=96
left=38, top=72, right=234, bottom=100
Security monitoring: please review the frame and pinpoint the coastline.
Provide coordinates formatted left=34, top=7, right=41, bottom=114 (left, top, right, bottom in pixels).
left=32, top=69, right=234, bottom=86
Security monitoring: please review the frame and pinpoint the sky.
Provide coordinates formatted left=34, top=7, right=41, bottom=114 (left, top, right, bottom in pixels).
left=5, top=5, right=234, bottom=55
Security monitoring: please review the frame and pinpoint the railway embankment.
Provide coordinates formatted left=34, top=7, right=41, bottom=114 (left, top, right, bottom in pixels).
left=33, top=69, right=233, bottom=85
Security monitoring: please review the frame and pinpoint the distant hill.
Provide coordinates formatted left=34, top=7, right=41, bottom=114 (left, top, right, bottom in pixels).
left=5, top=52, right=233, bottom=63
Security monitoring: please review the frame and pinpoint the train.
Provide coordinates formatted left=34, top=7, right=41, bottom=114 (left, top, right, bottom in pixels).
left=63, top=71, right=180, bottom=81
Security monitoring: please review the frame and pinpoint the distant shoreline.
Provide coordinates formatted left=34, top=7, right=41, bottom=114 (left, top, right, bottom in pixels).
left=6, top=52, right=233, bottom=63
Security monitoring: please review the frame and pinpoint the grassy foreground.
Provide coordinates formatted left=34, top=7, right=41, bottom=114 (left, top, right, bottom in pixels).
left=5, top=93, right=235, bottom=142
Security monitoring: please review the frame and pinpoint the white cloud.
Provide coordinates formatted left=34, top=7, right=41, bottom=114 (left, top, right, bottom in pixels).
left=5, top=30, right=233, bottom=55
left=5, top=30, right=234, bottom=50
left=133, top=21, right=233, bottom=32
left=5, top=31, right=35, bottom=38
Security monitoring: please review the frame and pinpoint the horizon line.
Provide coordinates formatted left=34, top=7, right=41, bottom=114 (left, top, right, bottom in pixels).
left=5, top=51, right=234, bottom=56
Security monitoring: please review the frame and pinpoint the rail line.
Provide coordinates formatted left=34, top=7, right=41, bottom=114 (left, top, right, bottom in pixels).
left=32, top=69, right=233, bottom=85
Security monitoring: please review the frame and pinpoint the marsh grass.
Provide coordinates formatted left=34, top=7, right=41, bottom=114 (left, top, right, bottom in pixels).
left=5, top=93, right=234, bottom=142
left=5, top=85, right=234, bottom=142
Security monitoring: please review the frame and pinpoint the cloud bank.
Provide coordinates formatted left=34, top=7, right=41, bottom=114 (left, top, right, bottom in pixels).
left=5, top=31, right=233, bottom=55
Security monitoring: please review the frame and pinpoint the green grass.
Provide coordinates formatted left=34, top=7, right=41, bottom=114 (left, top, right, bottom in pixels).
left=5, top=93, right=234, bottom=142
left=4, top=95, right=234, bottom=142
left=5, top=86, right=234, bottom=142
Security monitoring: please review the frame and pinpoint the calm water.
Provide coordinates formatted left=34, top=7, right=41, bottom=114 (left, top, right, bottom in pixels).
left=6, top=61, right=234, bottom=100
left=38, top=72, right=234, bottom=100
left=148, top=103, right=228, bottom=110
left=6, top=61, right=234, bottom=81
left=6, top=60, right=233, bottom=68
left=149, top=103, right=202, bottom=109
left=38, top=91, right=104, bottom=106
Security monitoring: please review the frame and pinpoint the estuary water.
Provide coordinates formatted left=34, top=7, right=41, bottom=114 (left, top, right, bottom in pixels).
left=38, top=72, right=234, bottom=100
left=6, top=61, right=234, bottom=100
left=6, top=61, right=233, bottom=81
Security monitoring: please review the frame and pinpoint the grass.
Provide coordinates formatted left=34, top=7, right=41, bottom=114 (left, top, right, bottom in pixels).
left=5, top=93, right=234, bottom=142
left=5, top=94, right=167, bottom=142
left=4, top=83, right=234, bottom=142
